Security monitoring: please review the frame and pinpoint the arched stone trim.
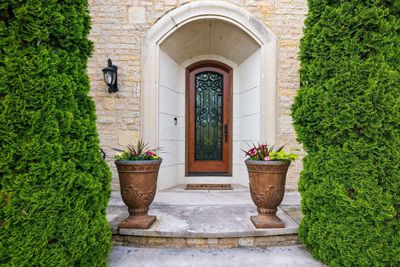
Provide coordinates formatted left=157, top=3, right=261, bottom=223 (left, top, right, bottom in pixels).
left=182, top=55, right=238, bottom=70
left=141, top=0, right=278, bottom=147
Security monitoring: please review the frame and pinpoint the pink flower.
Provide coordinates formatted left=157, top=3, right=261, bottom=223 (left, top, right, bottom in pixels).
left=248, top=148, right=257, bottom=156
left=264, top=156, right=270, bottom=161
left=146, top=151, right=155, bottom=156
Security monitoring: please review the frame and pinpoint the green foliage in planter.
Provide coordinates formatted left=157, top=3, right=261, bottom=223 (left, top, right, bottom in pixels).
left=0, top=1, right=112, bottom=266
left=292, top=1, right=400, bottom=266
left=115, top=140, right=162, bottom=161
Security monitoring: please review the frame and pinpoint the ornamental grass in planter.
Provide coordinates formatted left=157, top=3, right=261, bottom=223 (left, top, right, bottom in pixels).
left=114, top=140, right=162, bottom=229
left=243, top=144, right=297, bottom=228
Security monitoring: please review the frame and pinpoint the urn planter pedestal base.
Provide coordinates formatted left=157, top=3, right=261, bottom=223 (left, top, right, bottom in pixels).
left=118, top=215, right=156, bottom=229
left=251, top=214, right=285, bottom=229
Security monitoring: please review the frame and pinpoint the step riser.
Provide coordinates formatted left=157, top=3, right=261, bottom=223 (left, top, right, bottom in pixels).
left=112, top=234, right=299, bottom=248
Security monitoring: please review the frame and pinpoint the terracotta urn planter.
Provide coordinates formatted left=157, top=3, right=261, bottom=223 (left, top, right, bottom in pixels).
left=245, top=159, right=290, bottom=229
left=115, top=159, right=162, bottom=229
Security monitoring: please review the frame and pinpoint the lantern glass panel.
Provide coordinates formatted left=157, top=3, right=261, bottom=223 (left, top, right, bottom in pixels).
left=104, top=71, right=115, bottom=85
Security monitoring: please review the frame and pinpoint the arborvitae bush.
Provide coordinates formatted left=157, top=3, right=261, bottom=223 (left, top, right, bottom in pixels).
left=0, top=1, right=111, bottom=266
left=292, top=1, right=400, bottom=266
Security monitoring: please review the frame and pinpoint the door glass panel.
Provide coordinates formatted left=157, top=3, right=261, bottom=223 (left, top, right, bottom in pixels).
left=195, top=71, right=223, bottom=160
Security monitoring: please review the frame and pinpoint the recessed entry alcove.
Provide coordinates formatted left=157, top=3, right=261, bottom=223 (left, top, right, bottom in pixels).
left=141, top=1, right=278, bottom=190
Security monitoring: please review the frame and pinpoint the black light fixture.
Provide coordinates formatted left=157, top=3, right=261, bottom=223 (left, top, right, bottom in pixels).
left=102, top=58, right=118, bottom=93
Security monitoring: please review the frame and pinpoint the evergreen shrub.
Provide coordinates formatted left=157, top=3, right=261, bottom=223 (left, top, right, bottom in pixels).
left=0, top=1, right=112, bottom=266
left=292, top=1, right=400, bottom=266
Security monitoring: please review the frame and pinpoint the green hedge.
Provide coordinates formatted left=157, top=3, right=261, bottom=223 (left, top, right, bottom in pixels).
left=0, top=1, right=112, bottom=266
left=292, top=1, right=400, bottom=266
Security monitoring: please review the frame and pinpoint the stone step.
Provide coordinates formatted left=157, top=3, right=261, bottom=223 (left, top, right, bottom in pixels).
left=107, top=186, right=301, bottom=248
left=112, top=233, right=299, bottom=248
left=108, top=246, right=326, bottom=267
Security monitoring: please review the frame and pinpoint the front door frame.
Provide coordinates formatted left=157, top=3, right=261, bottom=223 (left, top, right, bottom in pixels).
left=185, top=60, right=233, bottom=176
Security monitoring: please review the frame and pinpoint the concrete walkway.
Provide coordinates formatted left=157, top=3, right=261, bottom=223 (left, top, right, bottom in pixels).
left=108, top=245, right=326, bottom=267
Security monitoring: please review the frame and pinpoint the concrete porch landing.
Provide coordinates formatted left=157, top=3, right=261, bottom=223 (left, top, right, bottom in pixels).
left=107, top=185, right=302, bottom=248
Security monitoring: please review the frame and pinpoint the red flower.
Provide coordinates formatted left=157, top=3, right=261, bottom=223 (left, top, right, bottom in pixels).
left=146, top=151, right=155, bottom=156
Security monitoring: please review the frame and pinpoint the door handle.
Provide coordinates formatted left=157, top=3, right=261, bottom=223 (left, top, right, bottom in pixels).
left=224, top=124, right=228, bottom=142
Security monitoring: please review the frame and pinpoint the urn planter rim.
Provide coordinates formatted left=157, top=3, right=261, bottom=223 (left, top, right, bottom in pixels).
left=245, top=159, right=290, bottom=165
left=115, top=159, right=162, bottom=165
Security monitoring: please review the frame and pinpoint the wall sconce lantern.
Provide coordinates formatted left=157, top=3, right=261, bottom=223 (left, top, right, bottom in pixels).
left=102, top=58, right=118, bottom=93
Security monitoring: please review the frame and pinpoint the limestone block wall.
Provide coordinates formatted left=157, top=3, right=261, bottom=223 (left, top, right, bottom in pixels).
left=158, top=50, right=185, bottom=190
left=87, top=0, right=308, bottom=191
left=232, top=50, right=261, bottom=185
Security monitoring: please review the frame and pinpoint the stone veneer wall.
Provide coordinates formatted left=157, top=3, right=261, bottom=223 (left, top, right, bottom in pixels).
left=87, top=0, right=308, bottom=191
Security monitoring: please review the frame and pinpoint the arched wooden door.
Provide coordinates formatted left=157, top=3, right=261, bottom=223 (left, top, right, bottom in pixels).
left=186, top=61, right=232, bottom=176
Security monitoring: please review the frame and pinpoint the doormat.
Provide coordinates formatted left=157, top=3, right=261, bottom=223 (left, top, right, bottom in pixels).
left=185, top=184, right=233, bottom=190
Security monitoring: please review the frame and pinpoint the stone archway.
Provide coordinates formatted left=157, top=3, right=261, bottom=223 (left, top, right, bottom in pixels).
left=141, top=1, right=278, bottom=189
